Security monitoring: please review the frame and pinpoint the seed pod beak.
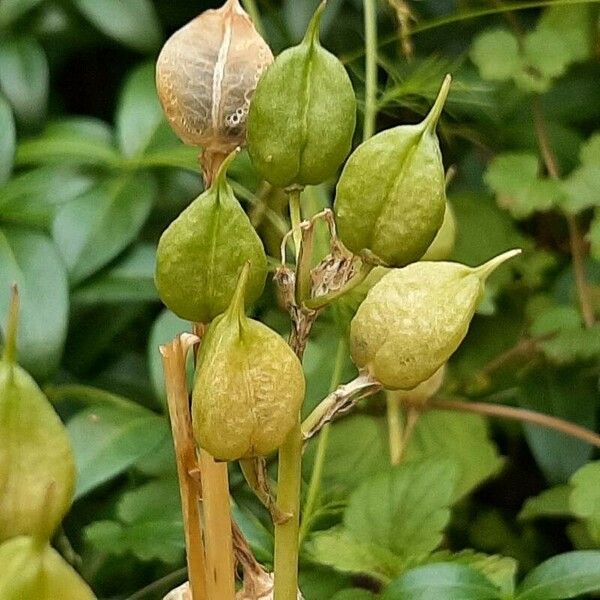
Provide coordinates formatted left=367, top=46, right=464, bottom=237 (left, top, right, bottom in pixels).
left=422, top=73, right=452, bottom=135
left=303, top=0, right=328, bottom=46
left=224, top=261, right=252, bottom=330
left=473, top=248, right=522, bottom=282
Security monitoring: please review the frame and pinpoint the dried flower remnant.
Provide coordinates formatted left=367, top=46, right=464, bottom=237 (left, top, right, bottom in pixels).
left=156, top=0, right=273, bottom=182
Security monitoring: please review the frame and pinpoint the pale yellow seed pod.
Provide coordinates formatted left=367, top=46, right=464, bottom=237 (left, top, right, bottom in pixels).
left=156, top=0, right=273, bottom=177
left=388, top=364, right=446, bottom=408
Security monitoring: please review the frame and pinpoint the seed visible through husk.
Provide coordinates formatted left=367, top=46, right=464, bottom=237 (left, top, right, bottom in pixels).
left=335, top=75, right=451, bottom=267
left=192, top=264, right=305, bottom=461
left=350, top=250, right=521, bottom=390
left=156, top=0, right=273, bottom=181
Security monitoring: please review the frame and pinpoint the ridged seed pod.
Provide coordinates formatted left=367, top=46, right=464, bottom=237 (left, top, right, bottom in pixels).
left=0, top=537, right=95, bottom=600
left=335, top=76, right=451, bottom=266
left=192, top=264, right=305, bottom=461
left=350, top=250, right=520, bottom=390
left=0, top=298, right=75, bottom=543
left=155, top=150, right=268, bottom=323
left=156, top=0, right=273, bottom=180
left=247, top=1, right=357, bottom=187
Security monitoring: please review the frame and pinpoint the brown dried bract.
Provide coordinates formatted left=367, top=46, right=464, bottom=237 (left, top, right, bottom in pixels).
left=156, top=0, right=273, bottom=182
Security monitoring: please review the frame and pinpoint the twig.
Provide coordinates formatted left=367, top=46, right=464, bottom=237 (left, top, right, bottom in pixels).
left=302, top=372, right=383, bottom=440
left=198, top=450, right=236, bottom=600
left=160, top=336, right=207, bottom=600
left=428, top=398, right=600, bottom=449
left=532, top=96, right=595, bottom=328
left=363, top=0, right=378, bottom=140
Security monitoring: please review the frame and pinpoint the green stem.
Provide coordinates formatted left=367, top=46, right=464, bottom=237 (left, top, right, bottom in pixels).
left=299, top=338, right=347, bottom=544
left=241, top=0, right=265, bottom=36
left=363, top=0, right=378, bottom=141
left=2, top=285, right=19, bottom=364
left=386, top=392, right=403, bottom=466
left=273, top=419, right=303, bottom=600
left=288, top=188, right=303, bottom=262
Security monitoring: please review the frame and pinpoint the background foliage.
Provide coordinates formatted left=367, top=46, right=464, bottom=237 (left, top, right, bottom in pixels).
left=0, top=0, right=599, bottom=598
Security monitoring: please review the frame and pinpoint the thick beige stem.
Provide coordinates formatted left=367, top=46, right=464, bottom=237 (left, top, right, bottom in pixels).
left=198, top=450, right=236, bottom=600
left=160, top=337, right=207, bottom=600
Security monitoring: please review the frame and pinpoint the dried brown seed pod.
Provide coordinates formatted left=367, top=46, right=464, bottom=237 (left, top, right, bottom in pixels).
left=156, top=0, right=273, bottom=181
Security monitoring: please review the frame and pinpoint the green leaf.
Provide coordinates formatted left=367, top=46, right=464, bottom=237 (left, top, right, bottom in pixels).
left=118, top=477, right=181, bottom=523
left=402, top=410, right=504, bottom=500
left=73, top=0, right=162, bottom=53
left=469, top=29, right=520, bottom=82
left=308, top=527, right=405, bottom=583
left=0, top=0, right=43, bottom=28
left=0, top=95, right=15, bottom=185
left=523, top=28, right=570, bottom=81
left=232, top=501, right=274, bottom=565
left=85, top=518, right=184, bottom=564
left=535, top=5, right=593, bottom=65
left=518, top=369, right=596, bottom=484
left=0, top=167, right=95, bottom=229
left=15, top=117, right=120, bottom=168
left=52, top=173, right=156, bottom=284
left=331, top=590, right=377, bottom=600
left=425, top=550, right=517, bottom=597
left=382, top=563, right=502, bottom=600
left=147, top=309, right=190, bottom=406
left=72, top=243, right=157, bottom=305
left=0, top=226, right=68, bottom=379
left=562, top=132, right=600, bottom=214
left=519, top=486, right=573, bottom=521
left=302, top=415, right=390, bottom=500
left=116, top=63, right=172, bottom=158
left=0, top=36, right=48, bottom=125
left=344, top=459, right=456, bottom=559
left=516, top=551, right=600, bottom=600
left=484, top=153, right=563, bottom=219
left=68, top=401, right=168, bottom=498
left=570, top=461, right=600, bottom=544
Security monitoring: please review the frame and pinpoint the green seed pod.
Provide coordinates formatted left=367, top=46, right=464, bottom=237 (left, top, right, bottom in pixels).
left=247, top=2, right=357, bottom=188
left=156, top=0, right=273, bottom=179
left=421, top=202, right=456, bottom=261
left=192, top=264, right=305, bottom=461
left=350, top=250, right=520, bottom=390
left=0, top=536, right=95, bottom=600
left=334, top=75, right=451, bottom=267
left=155, top=151, right=268, bottom=323
left=0, top=294, right=75, bottom=543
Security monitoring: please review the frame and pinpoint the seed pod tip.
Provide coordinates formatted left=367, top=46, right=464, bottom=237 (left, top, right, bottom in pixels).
left=474, top=248, right=521, bottom=281
left=423, top=73, right=452, bottom=134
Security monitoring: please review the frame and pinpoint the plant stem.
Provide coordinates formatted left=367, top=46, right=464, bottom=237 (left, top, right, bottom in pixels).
left=428, top=398, right=600, bottom=449
left=160, top=336, right=207, bottom=600
left=273, top=419, right=303, bottom=600
left=2, top=285, right=19, bottom=364
left=241, top=0, right=264, bottom=36
left=288, top=187, right=303, bottom=262
left=198, top=450, right=236, bottom=600
left=531, top=96, right=595, bottom=328
left=299, top=338, right=346, bottom=544
left=386, top=393, right=403, bottom=466
left=363, top=0, right=378, bottom=140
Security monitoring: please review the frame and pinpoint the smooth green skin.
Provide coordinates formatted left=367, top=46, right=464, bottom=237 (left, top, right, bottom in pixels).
left=155, top=179, right=268, bottom=323
left=0, top=536, right=96, bottom=600
left=247, top=21, right=356, bottom=187
left=335, top=122, right=446, bottom=267
left=0, top=362, right=75, bottom=543
left=350, top=262, right=484, bottom=390
left=192, top=277, right=305, bottom=461
left=421, top=202, right=456, bottom=261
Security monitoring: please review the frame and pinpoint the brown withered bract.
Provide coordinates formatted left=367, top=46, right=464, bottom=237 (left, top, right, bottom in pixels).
left=156, top=0, right=273, bottom=183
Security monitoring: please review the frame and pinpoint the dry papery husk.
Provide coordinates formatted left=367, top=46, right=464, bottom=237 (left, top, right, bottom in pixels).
left=156, top=0, right=273, bottom=183
left=162, top=576, right=304, bottom=600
